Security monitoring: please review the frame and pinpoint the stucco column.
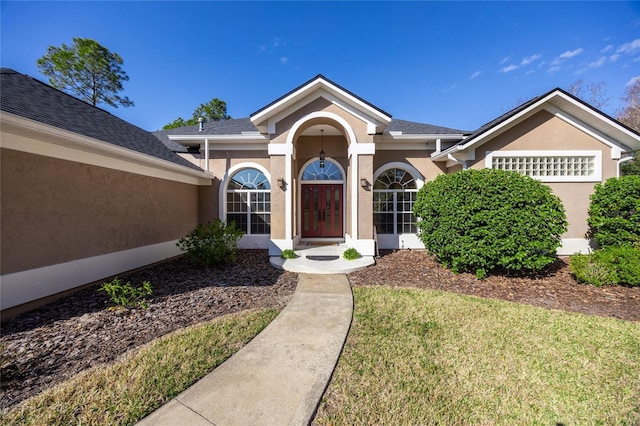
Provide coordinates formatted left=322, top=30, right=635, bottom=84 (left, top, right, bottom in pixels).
left=358, top=154, right=374, bottom=240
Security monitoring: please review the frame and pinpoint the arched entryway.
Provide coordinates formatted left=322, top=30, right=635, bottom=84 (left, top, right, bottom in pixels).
left=299, top=159, right=345, bottom=239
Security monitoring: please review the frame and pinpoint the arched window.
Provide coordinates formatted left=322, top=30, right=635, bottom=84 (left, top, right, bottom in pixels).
left=227, top=168, right=270, bottom=234
left=373, top=167, right=418, bottom=234
left=301, top=160, right=343, bottom=181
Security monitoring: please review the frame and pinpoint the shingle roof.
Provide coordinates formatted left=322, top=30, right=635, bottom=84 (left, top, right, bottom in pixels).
left=456, top=87, right=640, bottom=147
left=0, top=68, right=202, bottom=171
left=387, top=119, right=470, bottom=135
left=152, top=117, right=259, bottom=152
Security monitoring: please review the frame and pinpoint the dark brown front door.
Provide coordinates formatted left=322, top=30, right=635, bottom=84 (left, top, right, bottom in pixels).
left=301, top=184, right=343, bottom=238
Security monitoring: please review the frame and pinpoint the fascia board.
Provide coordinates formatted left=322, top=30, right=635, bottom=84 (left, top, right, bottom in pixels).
left=266, top=89, right=386, bottom=135
left=381, top=133, right=467, bottom=141
left=544, top=105, right=629, bottom=158
left=431, top=95, right=557, bottom=161
left=251, top=77, right=391, bottom=127
left=549, top=92, right=640, bottom=150
left=0, top=112, right=212, bottom=184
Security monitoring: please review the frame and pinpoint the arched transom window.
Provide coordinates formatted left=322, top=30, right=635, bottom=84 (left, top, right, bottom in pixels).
left=227, top=168, right=270, bottom=234
left=373, top=167, right=418, bottom=234
left=302, top=160, right=343, bottom=181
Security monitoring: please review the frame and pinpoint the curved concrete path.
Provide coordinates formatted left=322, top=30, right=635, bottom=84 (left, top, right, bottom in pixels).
left=137, top=273, right=353, bottom=426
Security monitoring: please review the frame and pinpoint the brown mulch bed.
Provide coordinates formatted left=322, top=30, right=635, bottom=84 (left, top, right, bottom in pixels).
left=2, top=249, right=638, bottom=413
left=0, top=250, right=298, bottom=412
left=350, top=250, right=640, bottom=322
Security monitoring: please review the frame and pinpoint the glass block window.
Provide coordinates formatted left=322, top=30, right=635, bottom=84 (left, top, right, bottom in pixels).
left=486, top=151, right=601, bottom=182
left=373, top=168, right=418, bottom=234
left=227, top=168, right=270, bottom=234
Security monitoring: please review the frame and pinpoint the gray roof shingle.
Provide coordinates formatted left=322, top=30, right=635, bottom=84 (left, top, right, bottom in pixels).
left=387, top=119, right=470, bottom=135
left=0, top=68, right=202, bottom=171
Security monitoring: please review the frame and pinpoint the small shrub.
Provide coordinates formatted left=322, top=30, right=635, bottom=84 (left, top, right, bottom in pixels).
left=177, top=220, right=243, bottom=267
left=570, top=246, right=640, bottom=286
left=588, top=175, right=640, bottom=248
left=343, top=247, right=361, bottom=260
left=99, top=278, right=152, bottom=310
left=413, top=169, right=567, bottom=278
left=281, top=249, right=298, bottom=259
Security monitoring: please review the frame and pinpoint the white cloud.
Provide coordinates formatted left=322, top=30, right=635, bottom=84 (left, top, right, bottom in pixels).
left=588, top=57, right=607, bottom=68
left=617, top=39, right=640, bottom=55
left=627, top=76, right=640, bottom=86
left=558, top=48, right=584, bottom=59
left=280, top=57, right=288, bottom=65
left=500, top=55, right=511, bottom=64
left=273, top=37, right=286, bottom=48
left=520, top=54, right=541, bottom=66
left=547, top=65, right=561, bottom=74
left=500, top=64, right=518, bottom=73
left=609, top=54, right=621, bottom=62
left=601, top=44, right=614, bottom=53
left=470, top=71, right=481, bottom=80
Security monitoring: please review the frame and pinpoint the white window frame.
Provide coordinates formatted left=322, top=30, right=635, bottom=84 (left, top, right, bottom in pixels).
left=221, top=164, right=272, bottom=236
left=372, top=163, right=424, bottom=235
left=485, top=150, right=602, bottom=182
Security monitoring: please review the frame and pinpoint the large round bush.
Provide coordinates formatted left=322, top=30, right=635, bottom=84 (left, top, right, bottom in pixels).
left=588, top=175, right=640, bottom=248
left=413, top=169, right=567, bottom=278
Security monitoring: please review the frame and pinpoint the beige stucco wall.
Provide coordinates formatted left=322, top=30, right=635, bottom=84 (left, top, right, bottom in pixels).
left=270, top=97, right=372, bottom=145
left=467, top=110, right=618, bottom=239
left=358, top=155, right=374, bottom=239
left=373, top=150, right=445, bottom=182
left=1, top=148, right=199, bottom=274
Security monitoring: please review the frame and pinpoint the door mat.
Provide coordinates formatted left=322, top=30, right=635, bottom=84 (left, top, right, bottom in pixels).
left=306, top=255, right=340, bottom=261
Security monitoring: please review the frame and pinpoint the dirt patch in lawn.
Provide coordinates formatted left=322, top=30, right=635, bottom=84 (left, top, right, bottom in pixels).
left=349, top=250, right=640, bottom=322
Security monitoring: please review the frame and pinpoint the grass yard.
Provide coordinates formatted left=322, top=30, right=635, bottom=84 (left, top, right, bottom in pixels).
left=1, top=308, right=279, bottom=426
left=314, top=287, right=640, bottom=425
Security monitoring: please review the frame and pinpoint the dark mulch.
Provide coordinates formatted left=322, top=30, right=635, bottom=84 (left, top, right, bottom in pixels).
left=0, top=250, right=298, bottom=412
left=350, top=250, right=640, bottom=322
left=2, top=249, right=638, bottom=413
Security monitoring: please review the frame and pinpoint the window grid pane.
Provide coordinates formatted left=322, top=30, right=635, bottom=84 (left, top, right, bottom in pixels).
left=227, top=168, right=271, bottom=235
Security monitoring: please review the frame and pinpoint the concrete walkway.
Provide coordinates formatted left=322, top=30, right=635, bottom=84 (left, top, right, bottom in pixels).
left=137, top=273, right=353, bottom=426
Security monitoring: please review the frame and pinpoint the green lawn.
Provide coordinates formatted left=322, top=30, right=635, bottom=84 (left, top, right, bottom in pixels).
left=314, top=287, right=640, bottom=425
left=1, top=308, right=279, bottom=426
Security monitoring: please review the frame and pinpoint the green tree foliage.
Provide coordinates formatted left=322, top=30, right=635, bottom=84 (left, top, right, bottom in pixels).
left=413, top=169, right=567, bottom=278
left=587, top=175, right=640, bottom=248
left=163, top=98, right=231, bottom=129
left=37, top=37, right=133, bottom=108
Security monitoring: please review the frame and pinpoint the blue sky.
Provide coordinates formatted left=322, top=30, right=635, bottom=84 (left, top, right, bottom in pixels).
left=2, top=1, right=639, bottom=132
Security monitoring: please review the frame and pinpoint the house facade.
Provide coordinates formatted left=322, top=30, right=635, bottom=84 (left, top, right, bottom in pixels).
left=2, top=70, right=639, bottom=316
left=157, top=75, right=640, bottom=257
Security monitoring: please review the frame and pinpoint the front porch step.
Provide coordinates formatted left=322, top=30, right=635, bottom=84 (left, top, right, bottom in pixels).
left=269, top=243, right=375, bottom=274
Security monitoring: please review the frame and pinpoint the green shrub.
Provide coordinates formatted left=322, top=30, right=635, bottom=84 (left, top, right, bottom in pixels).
left=343, top=247, right=361, bottom=260
left=99, top=278, right=152, bottom=310
left=413, top=169, right=567, bottom=279
left=570, top=246, right=640, bottom=286
left=588, top=175, right=640, bottom=248
left=281, top=249, right=298, bottom=259
left=177, top=220, right=243, bottom=267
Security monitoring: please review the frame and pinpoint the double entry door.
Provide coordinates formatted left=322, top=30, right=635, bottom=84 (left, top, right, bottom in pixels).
left=301, top=184, right=343, bottom=238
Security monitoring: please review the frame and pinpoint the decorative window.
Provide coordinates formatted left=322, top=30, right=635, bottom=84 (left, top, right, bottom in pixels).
left=373, top=168, right=418, bottom=234
left=486, top=150, right=602, bottom=182
left=226, top=168, right=270, bottom=234
left=302, top=160, right=343, bottom=181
